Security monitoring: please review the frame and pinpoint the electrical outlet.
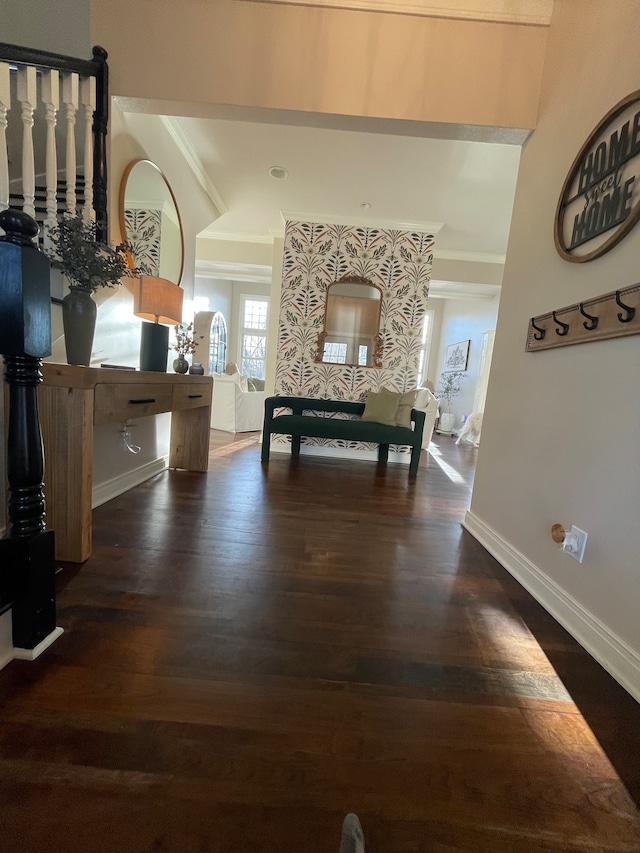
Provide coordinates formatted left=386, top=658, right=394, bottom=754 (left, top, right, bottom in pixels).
left=563, top=525, right=588, bottom=563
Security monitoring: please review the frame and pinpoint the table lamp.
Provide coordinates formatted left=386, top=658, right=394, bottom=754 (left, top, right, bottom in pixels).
left=132, top=275, right=183, bottom=371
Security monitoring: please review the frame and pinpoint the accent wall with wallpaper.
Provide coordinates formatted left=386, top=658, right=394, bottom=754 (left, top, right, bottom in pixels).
left=273, top=220, right=435, bottom=455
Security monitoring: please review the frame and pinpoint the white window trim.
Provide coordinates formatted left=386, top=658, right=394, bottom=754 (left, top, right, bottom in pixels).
left=238, top=294, right=270, bottom=378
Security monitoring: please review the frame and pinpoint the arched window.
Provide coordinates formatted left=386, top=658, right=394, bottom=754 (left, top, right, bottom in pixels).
left=209, top=312, right=227, bottom=374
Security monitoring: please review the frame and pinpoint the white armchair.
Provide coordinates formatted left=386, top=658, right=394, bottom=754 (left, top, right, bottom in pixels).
left=414, top=387, right=440, bottom=449
left=210, top=373, right=265, bottom=432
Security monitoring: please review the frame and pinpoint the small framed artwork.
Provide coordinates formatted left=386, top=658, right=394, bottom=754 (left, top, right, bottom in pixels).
left=444, top=340, right=470, bottom=372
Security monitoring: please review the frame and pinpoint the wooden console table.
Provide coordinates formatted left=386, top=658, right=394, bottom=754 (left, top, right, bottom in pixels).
left=38, top=364, right=213, bottom=563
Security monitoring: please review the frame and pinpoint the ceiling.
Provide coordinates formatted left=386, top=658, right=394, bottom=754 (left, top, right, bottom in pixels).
left=128, top=106, right=524, bottom=300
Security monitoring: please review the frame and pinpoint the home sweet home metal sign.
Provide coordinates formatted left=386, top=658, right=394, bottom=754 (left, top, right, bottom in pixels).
left=555, top=90, right=640, bottom=263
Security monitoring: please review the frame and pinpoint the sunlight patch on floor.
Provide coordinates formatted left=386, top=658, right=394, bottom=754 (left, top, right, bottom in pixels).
left=428, top=444, right=466, bottom=484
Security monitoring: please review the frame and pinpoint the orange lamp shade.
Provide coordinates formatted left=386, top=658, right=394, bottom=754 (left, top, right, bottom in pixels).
left=132, top=275, right=183, bottom=325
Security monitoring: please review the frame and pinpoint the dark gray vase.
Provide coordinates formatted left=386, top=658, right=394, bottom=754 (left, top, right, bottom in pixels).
left=62, top=287, right=97, bottom=366
left=173, top=354, right=189, bottom=374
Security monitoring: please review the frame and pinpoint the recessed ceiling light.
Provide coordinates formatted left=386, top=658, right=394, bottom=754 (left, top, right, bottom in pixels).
left=268, top=166, right=289, bottom=180
left=360, top=202, right=371, bottom=210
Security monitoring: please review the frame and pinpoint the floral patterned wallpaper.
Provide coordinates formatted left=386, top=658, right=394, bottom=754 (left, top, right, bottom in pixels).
left=124, top=208, right=162, bottom=276
left=275, top=220, right=435, bottom=400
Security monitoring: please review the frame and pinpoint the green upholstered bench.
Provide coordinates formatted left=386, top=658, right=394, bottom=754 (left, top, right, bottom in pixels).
left=261, top=395, right=426, bottom=477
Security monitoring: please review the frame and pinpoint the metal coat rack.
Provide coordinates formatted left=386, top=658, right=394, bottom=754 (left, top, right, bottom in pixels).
left=526, top=281, right=640, bottom=352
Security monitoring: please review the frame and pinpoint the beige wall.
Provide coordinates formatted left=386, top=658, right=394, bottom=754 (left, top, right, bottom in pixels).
left=2, top=0, right=91, bottom=56
left=91, top=0, right=547, bottom=132
left=468, top=0, right=640, bottom=699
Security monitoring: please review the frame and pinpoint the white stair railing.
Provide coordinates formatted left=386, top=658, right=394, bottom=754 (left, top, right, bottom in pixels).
left=0, top=42, right=109, bottom=243
left=0, top=62, right=9, bottom=212
left=16, top=65, right=36, bottom=220
left=41, top=68, right=59, bottom=246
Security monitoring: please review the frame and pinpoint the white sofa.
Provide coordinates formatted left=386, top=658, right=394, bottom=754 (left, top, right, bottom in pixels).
left=210, top=373, right=266, bottom=432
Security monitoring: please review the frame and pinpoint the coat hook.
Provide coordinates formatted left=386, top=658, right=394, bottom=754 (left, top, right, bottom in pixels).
left=579, top=302, right=599, bottom=331
left=552, top=311, right=570, bottom=336
left=615, top=290, right=636, bottom=323
left=530, top=317, right=546, bottom=341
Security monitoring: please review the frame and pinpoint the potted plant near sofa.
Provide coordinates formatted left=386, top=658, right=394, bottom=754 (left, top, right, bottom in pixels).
left=436, top=371, right=465, bottom=433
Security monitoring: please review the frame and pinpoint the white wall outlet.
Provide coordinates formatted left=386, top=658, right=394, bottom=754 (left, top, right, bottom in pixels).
left=562, top=525, right=588, bottom=563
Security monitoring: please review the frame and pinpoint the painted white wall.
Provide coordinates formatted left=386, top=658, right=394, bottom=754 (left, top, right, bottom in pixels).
left=468, top=0, right=640, bottom=700
left=194, top=278, right=233, bottom=331
left=434, top=297, right=499, bottom=426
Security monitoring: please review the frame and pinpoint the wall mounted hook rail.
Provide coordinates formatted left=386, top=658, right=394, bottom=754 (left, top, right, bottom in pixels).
left=615, top=290, right=636, bottom=323
left=526, top=282, right=640, bottom=352
left=530, top=318, right=546, bottom=340
left=579, top=302, right=599, bottom=330
left=552, top=311, right=570, bottom=336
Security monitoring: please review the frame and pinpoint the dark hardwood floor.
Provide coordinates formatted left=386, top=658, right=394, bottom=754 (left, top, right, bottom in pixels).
left=1, top=433, right=639, bottom=852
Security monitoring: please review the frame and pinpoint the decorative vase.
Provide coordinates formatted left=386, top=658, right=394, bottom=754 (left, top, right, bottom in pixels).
left=62, top=286, right=97, bottom=366
left=173, top=354, right=189, bottom=374
left=189, top=362, right=204, bottom=375
left=438, top=412, right=456, bottom=434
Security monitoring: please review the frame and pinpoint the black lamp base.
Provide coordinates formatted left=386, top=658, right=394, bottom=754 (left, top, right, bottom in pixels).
left=140, top=322, right=169, bottom=372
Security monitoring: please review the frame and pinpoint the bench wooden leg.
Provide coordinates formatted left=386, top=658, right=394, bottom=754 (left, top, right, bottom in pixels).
left=291, top=436, right=301, bottom=456
left=261, top=430, right=271, bottom=462
left=409, top=445, right=421, bottom=476
left=378, top=444, right=389, bottom=464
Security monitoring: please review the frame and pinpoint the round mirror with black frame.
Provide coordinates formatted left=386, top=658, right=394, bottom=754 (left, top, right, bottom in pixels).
left=315, top=275, right=383, bottom=368
left=118, top=159, right=184, bottom=285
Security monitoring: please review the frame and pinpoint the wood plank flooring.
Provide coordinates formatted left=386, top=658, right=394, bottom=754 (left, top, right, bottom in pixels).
left=1, top=433, right=639, bottom=852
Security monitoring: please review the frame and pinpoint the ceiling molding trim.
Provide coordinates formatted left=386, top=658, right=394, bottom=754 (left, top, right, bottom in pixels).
left=159, top=116, right=228, bottom=216
left=428, top=281, right=501, bottom=300
left=281, top=209, right=445, bottom=234
left=433, top=248, right=506, bottom=264
left=198, top=230, right=274, bottom=245
left=240, top=0, right=553, bottom=26
left=195, top=260, right=273, bottom=285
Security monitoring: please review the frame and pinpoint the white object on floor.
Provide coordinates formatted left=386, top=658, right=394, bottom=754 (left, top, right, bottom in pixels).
left=414, top=387, right=440, bottom=448
left=210, top=373, right=265, bottom=432
left=339, top=814, right=365, bottom=853
left=456, top=412, right=483, bottom=447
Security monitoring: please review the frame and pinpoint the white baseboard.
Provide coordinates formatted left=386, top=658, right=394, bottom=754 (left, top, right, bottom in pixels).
left=463, top=511, right=640, bottom=704
left=14, top=627, right=64, bottom=661
left=0, top=617, right=64, bottom=670
left=0, top=609, right=13, bottom=670
left=92, top=457, right=168, bottom=509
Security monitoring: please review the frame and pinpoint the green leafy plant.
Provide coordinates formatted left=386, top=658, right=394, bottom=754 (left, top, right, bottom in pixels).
left=437, top=371, right=466, bottom=413
left=45, top=213, right=134, bottom=293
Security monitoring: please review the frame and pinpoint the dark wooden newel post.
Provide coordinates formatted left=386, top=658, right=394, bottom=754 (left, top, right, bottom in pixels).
left=0, top=209, right=60, bottom=654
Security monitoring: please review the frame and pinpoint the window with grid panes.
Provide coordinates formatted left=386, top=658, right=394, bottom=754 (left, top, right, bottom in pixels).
left=209, top=312, right=227, bottom=375
left=240, top=296, right=269, bottom=379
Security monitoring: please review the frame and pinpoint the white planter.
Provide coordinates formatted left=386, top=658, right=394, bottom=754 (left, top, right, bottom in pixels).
left=438, top=412, right=456, bottom=433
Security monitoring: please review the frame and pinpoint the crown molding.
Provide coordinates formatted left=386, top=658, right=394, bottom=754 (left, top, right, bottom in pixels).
left=198, top=229, right=274, bottom=244
left=433, top=248, right=506, bottom=264
left=197, top=230, right=506, bottom=265
left=281, top=209, right=445, bottom=235
left=195, top=259, right=273, bottom=285
left=159, top=116, right=228, bottom=216
left=239, top=0, right=553, bottom=26
left=428, top=280, right=501, bottom=300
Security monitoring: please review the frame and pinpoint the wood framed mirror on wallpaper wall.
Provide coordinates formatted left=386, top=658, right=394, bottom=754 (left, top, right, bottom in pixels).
left=118, top=159, right=185, bottom=285
left=315, top=275, right=383, bottom=368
